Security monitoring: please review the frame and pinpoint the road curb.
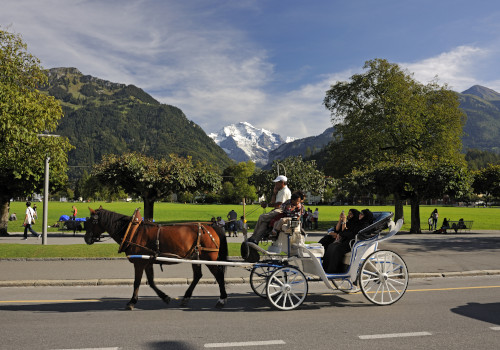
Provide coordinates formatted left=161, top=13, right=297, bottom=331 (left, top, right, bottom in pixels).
left=1, top=271, right=499, bottom=288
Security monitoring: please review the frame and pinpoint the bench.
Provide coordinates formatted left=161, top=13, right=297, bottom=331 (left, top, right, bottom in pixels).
left=446, top=220, right=473, bottom=233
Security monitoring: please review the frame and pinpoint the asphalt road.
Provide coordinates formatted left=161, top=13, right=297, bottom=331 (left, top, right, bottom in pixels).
left=1, top=232, right=500, bottom=286
left=1, top=276, right=499, bottom=350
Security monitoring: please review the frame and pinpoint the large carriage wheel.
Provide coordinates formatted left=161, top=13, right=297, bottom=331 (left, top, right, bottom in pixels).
left=266, top=266, right=308, bottom=310
left=331, top=278, right=360, bottom=294
left=250, top=264, right=276, bottom=298
left=359, top=250, right=409, bottom=305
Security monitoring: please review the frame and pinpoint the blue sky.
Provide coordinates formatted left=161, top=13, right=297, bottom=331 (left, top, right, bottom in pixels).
left=2, top=0, right=500, bottom=139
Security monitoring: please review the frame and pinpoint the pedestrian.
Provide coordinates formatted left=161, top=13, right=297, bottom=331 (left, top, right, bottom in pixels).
left=32, top=204, right=38, bottom=219
left=71, top=205, right=78, bottom=220
left=227, top=209, right=238, bottom=237
left=216, top=216, right=226, bottom=236
left=312, top=208, right=319, bottom=230
left=237, top=216, right=247, bottom=234
left=431, top=209, right=439, bottom=230
left=23, top=201, right=40, bottom=240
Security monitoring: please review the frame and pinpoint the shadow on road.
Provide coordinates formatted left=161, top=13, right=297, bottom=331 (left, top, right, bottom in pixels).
left=451, top=302, right=500, bottom=326
left=0, top=292, right=380, bottom=313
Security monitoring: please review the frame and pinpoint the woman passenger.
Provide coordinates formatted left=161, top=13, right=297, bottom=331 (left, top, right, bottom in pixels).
left=322, top=209, right=374, bottom=274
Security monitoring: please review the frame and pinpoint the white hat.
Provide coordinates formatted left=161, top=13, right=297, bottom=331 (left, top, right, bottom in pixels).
left=273, top=175, right=287, bottom=183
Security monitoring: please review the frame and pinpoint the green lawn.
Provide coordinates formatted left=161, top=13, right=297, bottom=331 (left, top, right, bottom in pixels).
left=7, top=201, right=499, bottom=232
left=3, top=201, right=498, bottom=259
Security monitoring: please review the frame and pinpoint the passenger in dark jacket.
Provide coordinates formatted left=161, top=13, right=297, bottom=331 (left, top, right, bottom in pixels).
left=319, top=208, right=360, bottom=251
left=322, top=209, right=374, bottom=274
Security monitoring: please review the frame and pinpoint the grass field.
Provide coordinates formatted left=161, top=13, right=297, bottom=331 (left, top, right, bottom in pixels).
left=7, top=200, right=499, bottom=232
left=3, top=201, right=498, bottom=259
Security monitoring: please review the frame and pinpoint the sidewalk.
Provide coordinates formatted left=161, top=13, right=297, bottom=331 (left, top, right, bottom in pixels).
left=1, top=231, right=500, bottom=287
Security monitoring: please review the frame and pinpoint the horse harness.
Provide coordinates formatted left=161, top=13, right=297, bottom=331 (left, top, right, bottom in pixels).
left=117, top=209, right=220, bottom=261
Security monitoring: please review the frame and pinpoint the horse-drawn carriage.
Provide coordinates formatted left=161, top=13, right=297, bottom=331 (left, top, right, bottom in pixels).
left=84, top=207, right=408, bottom=311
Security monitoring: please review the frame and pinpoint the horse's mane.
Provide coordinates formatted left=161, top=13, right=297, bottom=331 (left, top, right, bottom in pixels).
left=97, top=208, right=131, bottom=238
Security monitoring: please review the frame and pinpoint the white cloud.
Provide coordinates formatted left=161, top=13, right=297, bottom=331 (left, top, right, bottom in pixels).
left=402, top=46, right=490, bottom=92
left=2, top=1, right=500, bottom=141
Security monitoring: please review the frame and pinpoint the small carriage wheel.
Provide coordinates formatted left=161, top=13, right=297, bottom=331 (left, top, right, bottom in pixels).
left=266, top=266, right=308, bottom=311
left=359, top=250, right=409, bottom=305
left=331, top=278, right=360, bottom=294
left=250, top=264, right=276, bottom=298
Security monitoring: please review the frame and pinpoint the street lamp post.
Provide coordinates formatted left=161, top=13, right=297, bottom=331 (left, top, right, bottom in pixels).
left=37, top=133, right=60, bottom=245
left=42, top=156, right=50, bottom=245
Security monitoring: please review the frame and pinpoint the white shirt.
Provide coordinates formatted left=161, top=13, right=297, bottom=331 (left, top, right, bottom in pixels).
left=275, top=186, right=292, bottom=205
left=25, top=207, right=36, bottom=224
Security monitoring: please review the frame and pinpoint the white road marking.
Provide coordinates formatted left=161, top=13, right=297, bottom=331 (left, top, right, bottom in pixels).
left=359, top=332, right=432, bottom=340
left=53, top=348, right=120, bottom=350
left=204, top=340, right=286, bottom=348
left=490, top=326, right=500, bottom=331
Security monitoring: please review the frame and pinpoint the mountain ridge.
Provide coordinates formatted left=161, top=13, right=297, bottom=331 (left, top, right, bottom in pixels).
left=43, top=67, right=233, bottom=180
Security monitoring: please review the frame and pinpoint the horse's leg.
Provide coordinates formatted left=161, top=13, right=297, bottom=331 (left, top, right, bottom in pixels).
left=180, top=264, right=202, bottom=306
left=208, top=265, right=228, bottom=309
left=145, top=264, right=170, bottom=305
left=127, top=261, right=145, bottom=310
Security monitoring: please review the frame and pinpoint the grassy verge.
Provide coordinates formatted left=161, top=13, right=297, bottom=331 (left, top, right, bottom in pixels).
left=0, top=243, right=248, bottom=259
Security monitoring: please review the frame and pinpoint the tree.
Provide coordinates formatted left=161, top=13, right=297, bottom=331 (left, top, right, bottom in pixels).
left=323, top=58, right=466, bottom=228
left=349, top=157, right=472, bottom=232
left=472, top=164, right=500, bottom=206
left=220, top=161, right=258, bottom=204
left=92, top=152, right=222, bottom=219
left=252, top=156, right=326, bottom=201
left=0, top=29, right=73, bottom=235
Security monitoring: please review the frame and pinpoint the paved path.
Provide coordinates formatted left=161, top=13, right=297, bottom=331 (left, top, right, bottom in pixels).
left=1, top=231, right=500, bottom=287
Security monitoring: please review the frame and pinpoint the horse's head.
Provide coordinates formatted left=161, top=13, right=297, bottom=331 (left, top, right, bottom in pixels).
left=84, top=207, right=106, bottom=245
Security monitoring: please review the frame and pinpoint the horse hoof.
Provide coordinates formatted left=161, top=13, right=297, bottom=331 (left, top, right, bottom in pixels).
left=215, top=298, right=227, bottom=309
left=126, top=304, right=135, bottom=311
left=162, top=296, right=171, bottom=305
left=180, top=297, right=190, bottom=307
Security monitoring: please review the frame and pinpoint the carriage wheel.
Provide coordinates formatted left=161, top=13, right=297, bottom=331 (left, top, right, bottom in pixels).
left=266, top=266, right=308, bottom=310
left=331, top=278, right=360, bottom=294
left=250, top=264, right=276, bottom=298
left=359, top=250, right=409, bottom=305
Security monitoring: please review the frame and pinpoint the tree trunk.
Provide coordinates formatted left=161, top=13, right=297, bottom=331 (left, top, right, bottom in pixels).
left=394, top=193, right=404, bottom=224
left=143, top=197, right=155, bottom=221
left=0, top=197, right=11, bottom=236
left=410, top=197, right=421, bottom=234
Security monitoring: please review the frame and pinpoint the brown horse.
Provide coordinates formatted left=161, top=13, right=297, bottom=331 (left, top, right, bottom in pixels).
left=84, top=207, right=228, bottom=310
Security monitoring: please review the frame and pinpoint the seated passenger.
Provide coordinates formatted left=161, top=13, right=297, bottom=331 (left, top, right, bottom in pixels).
left=319, top=209, right=360, bottom=252
left=270, top=192, right=304, bottom=237
left=322, top=209, right=374, bottom=274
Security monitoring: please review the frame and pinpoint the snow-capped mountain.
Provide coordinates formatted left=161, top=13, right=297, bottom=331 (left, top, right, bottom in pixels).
left=208, top=122, right=290, bottom=166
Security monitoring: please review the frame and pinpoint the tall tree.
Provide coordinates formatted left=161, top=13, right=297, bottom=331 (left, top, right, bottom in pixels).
left=0, top=29, right=73, bottom=235
left=323, top=58, right=466, bottom=228
left=92, top=152, right=222, bottom=219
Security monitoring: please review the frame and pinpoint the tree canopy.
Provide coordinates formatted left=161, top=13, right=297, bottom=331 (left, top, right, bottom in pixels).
left=323, top=58, right=466, bottom=178
left=323, top=59, right=467, bottom=231
left=0, top=29, right=73, bottom=235
left=92, top=152, right=222, bottom=219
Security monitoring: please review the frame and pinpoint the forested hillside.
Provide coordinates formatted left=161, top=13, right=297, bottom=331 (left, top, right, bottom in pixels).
left=460, top=85, right=500, bottom=153
left=42, top=68, right=233, bottom=180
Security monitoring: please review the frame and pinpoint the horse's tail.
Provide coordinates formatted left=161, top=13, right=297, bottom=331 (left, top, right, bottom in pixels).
left=212, top=225, right=228, bottom=262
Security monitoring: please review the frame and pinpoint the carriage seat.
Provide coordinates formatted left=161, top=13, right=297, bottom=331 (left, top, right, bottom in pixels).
left=342, top=212, right=394, bottom=265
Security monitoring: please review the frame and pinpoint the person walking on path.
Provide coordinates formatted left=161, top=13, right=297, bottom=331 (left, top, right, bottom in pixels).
left=23, top=201, right=39, bottom=240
